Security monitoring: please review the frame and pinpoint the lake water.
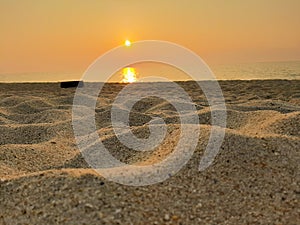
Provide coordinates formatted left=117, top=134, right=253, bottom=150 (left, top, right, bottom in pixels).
left=1, top=61, right=300, bottom=82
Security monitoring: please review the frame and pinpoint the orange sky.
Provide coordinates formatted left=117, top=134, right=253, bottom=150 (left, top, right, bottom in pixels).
left=1, top=0, right=300, bottom=74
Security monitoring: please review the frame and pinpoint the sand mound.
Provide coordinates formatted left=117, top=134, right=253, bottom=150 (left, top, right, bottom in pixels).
left=267, top=112, right=300, bottom=137
left=0, top=140, right=78, bottom=178
left=4, top=109, right=70, bottom=124
left=0, top=96, right=28, bottom=107
left=7, top=101, right=53, bottom=114
left=0, top=124, right=56, bottom=145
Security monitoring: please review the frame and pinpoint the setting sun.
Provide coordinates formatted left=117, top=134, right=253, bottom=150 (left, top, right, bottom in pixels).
left=121, top=67, right=137, bottom=83
left=124, top=40, right=131, bottom=47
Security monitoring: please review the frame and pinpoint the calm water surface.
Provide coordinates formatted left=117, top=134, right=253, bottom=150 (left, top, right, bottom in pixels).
left=1, top=61, right=300, bottom=82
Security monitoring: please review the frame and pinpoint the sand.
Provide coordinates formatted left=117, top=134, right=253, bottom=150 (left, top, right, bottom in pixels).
left=0, top=80, right=299, bottom=224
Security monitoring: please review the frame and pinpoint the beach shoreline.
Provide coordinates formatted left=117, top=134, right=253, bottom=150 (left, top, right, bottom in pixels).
left=0, top=80, right=299, bottom=224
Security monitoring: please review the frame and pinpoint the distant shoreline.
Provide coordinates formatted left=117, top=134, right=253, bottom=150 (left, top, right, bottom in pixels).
left=0, top=78, right=300, bottom=84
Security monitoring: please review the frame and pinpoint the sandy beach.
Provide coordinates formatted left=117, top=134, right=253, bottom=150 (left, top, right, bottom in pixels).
left=0, top=80, right=299, bottom=224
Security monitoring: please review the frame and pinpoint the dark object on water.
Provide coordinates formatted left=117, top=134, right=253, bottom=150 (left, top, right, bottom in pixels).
left=60, top=81, right=84, bottom=88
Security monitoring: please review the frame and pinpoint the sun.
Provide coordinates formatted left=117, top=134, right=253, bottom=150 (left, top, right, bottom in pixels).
left=124, top=39, right=131, bottom=47
left=121, top=67, right=137, bottom=83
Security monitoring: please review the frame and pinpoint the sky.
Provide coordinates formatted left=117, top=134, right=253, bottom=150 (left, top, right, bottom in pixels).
left=1, top=0, right=300, bottom=75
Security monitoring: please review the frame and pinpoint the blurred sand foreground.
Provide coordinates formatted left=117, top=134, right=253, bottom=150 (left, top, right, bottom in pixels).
left=0, top=80, right=299, bottom=224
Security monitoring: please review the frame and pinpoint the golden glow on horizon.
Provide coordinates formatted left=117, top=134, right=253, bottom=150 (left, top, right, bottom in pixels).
left=125, top=40, right=131, bottom=47
left=121, top=67, right=137, bottom=83
left=1, top=1, right=300, bottom=75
